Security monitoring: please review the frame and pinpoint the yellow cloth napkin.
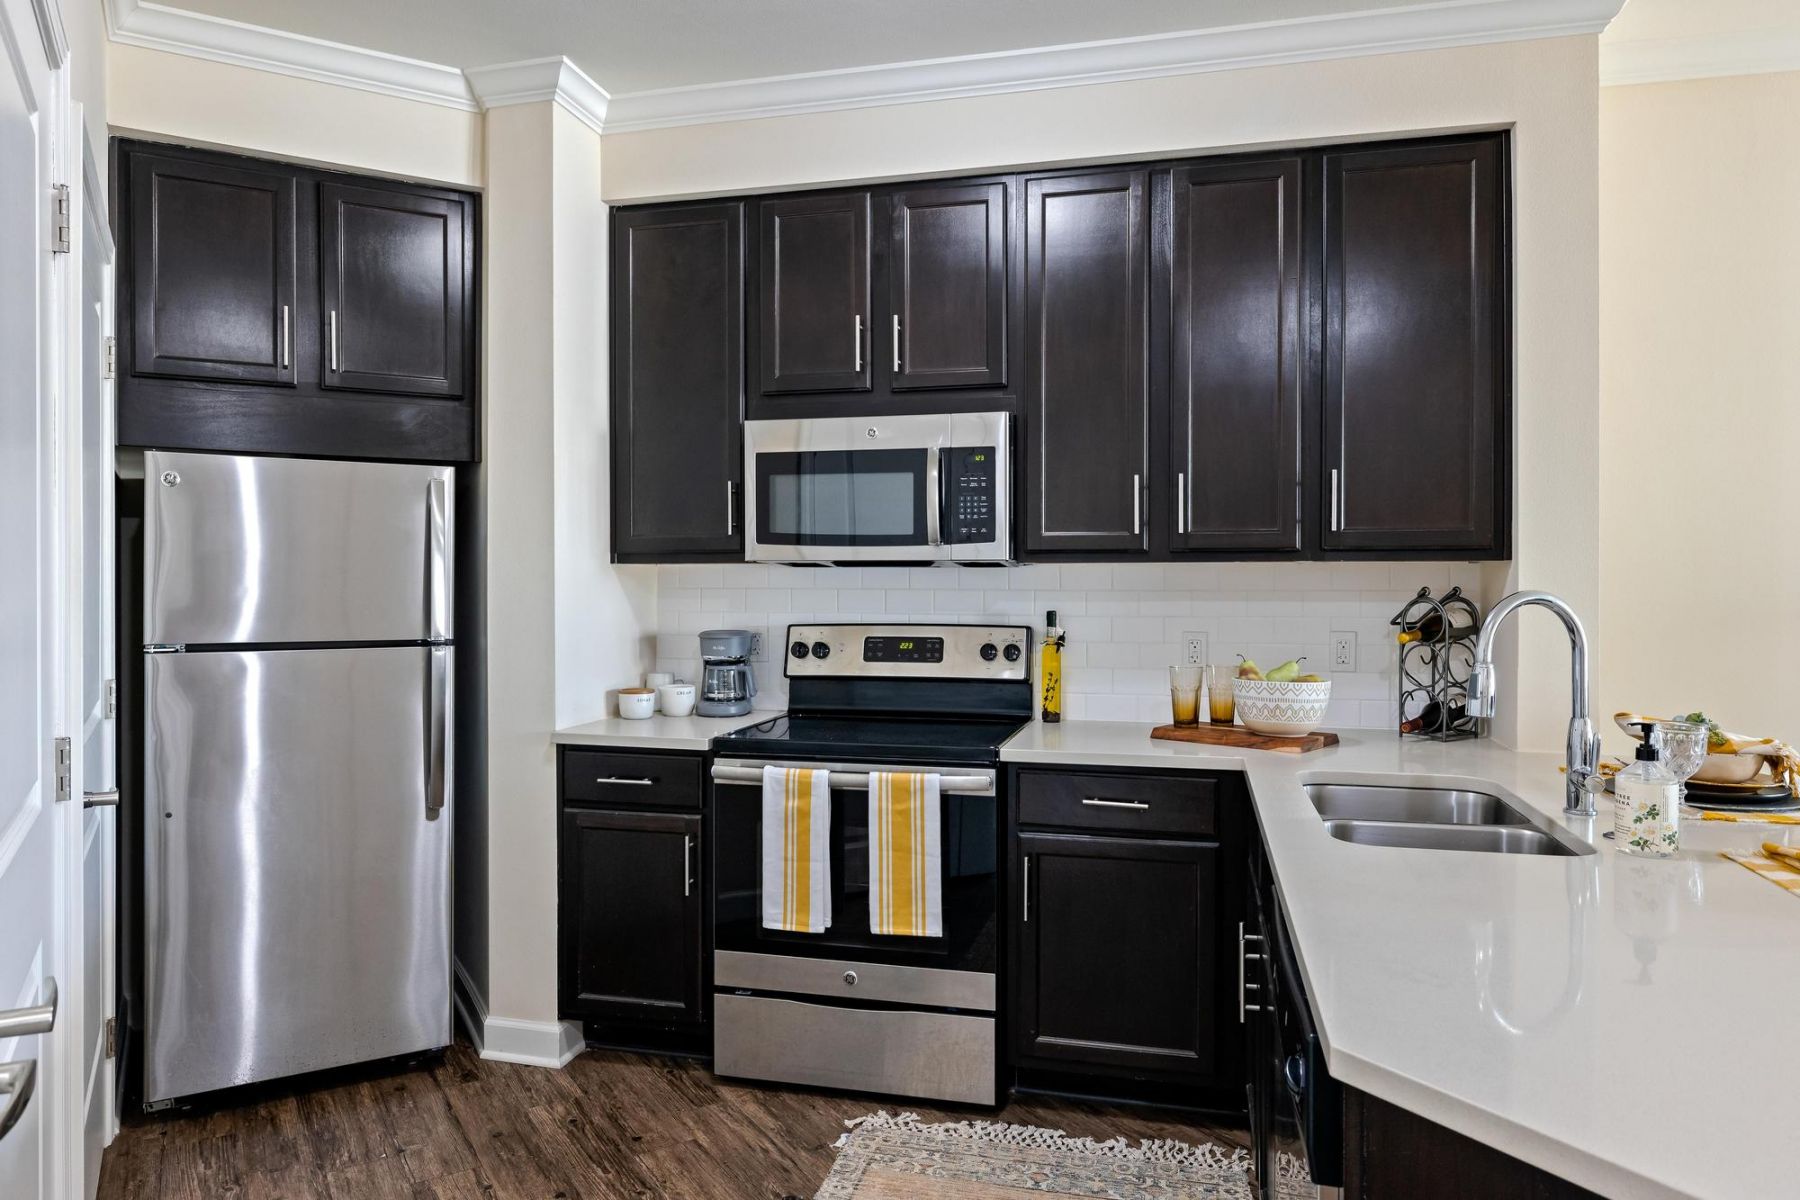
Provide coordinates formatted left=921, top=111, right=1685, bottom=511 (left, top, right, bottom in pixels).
left=762, top=766, right=831, bottom=933
left=868, top=771, right=943, bottom=938
left=1699, top=811, right=1800, bottom=826
left=1763, top=842, right=1800, bottom=872
left=1722, top=849, right=1800, bottom=898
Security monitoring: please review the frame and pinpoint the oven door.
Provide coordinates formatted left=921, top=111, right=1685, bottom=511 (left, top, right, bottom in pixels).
left=709, top=758, right=999, bottom=1005
left=743, top=412, right=1010, bottom=563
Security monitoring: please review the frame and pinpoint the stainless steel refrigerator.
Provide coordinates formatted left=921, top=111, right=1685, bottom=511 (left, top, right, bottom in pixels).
left=141, top=450, right=453, bottom=1104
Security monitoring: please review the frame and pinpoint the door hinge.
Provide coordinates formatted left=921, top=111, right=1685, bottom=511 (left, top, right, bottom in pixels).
left=51, top=183, right=71, bottom=254
left=54, top=736, right=72, bottom=803
left=105, top=1017, right=117, bottom=1059
left=105, top=678, right=117, bottom=719
left=103, top=336, right=116, bottom=379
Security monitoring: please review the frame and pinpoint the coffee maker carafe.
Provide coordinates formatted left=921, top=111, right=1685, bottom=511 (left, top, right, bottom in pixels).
left=698, top=628, right=757, bottom=717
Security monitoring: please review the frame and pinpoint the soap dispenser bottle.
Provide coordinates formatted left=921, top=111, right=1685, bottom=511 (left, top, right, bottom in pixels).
left=1614, top=721, right=1680, bottom=857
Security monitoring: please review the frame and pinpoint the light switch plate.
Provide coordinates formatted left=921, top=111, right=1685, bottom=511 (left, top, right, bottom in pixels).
left=1331, top=632, right=1358, bottom=670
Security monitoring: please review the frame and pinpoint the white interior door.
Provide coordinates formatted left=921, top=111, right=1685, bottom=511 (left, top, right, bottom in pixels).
left=0, top=0, right=71, bottom=1196
left=75, top=128, right=117, bottom=1197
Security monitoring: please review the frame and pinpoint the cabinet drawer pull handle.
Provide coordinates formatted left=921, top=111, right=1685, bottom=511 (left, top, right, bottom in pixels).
left=329, top=309, right=340, bottom=372
left=853, top=314, right=863, bottom=373
left=597, top=776, right=656, bottom=786
left=892, top=314, right=901, bottom=372
left=683, top=834, right=693, bottom=897
left=1022, top=856, right=1031, bottom=923
left=1081, top=797, right=1148, bottom=810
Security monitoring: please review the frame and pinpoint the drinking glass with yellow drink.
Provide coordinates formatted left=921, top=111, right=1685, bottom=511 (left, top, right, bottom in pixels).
left=1169, top=666, right=1202, bottom=726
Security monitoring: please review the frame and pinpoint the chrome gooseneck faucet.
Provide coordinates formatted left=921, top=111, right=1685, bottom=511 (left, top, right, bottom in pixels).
left=1466, top=590, right=1606, bottom=816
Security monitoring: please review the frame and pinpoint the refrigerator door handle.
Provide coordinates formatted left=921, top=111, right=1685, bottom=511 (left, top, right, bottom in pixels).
left=427, top=476, right=449, bottom=642
left=426, top=646, right=448, bottom=815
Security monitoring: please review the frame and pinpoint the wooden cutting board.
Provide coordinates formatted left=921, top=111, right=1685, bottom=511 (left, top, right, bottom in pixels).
left=1149, top=724, right=1340, bottom=754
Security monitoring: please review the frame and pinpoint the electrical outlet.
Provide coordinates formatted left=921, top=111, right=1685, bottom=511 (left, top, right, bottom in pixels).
left=1331, top=632, right=1358, bottom=670
left=1182, top=632, right=1209, bottom=666
left=748, top=630, right=767, bottom=661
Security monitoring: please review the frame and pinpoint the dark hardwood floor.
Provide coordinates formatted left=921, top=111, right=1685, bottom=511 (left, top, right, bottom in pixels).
left=97, top=1040, right=1248, bottom=1199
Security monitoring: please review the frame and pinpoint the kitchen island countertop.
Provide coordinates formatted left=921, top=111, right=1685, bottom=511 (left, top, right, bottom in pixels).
left=1000, top=720, right=1795, bottom=1200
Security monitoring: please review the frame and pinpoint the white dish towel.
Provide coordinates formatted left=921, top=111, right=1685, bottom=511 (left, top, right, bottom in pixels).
left=868, top=771, right=943, bottom=938
left=761, top=765, right=831, bottom=933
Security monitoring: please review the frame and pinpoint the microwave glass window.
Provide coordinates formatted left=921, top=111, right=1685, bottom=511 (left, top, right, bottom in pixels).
left=768, top=471, right=915, bottom=538
left=754, top=448, right=929, bottom=546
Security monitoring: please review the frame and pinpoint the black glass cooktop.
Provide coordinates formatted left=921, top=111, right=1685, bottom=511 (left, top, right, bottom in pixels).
left=711, top=713, right=1027, bottom=767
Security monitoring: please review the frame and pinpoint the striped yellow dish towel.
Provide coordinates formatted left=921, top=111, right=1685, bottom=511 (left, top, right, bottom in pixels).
left=1721, top=843, right=1800, bottom=899
left=762, top=766, right=831, bottom=933
left=869, top=771, right=943, bottom=938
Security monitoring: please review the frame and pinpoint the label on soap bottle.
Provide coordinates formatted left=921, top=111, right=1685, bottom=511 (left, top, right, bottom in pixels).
left=1614, top=775, right=1679, bottom=857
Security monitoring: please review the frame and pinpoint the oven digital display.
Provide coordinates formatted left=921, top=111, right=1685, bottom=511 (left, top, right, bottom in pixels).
left=863, top=636, right=945, bottom=664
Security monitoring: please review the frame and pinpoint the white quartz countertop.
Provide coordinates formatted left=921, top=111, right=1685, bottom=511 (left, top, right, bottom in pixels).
left=1001, top=721, right=1796, bottom=1200
left=552, top=713, right=761, bottom=751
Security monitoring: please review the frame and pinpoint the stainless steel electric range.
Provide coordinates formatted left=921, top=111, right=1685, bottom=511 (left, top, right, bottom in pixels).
left=707, top=622, right=1033, bottom=1105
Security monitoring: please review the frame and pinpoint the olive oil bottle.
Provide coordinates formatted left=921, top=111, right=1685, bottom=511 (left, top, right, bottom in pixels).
left=1040, top=611, right=1065, bottom=723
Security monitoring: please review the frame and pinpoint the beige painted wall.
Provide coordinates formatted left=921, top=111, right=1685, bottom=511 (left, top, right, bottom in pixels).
left=106, top=42, right=483, bottom=187
left=605, top=35, right=1603, bottom=752
left=1599, top=72, right=1800, bottom=738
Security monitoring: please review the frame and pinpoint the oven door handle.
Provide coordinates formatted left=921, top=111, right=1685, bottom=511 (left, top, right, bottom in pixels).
left=709, top=762, right=995, bottom=796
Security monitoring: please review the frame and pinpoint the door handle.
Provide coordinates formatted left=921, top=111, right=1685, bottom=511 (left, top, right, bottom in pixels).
left=852, top=314, right=863, bottom=373
left=0, top=1060, right=36, bottom=1142
left=1175, top=471, right=1187, bottom=535
left=427, top=476, right=449, bottom=641
left=726, top=481, right=735, bottom=536
left=83, top=789, right=119, bottom=809
left=1329, top=468, right=1341, bottom=533
left=281, top=304, right=290, bottom=369
left=1022, top=856, right=1031, bottom=923
left=426, top=646, right=448, bottom=815
left=924, top=446, right=943, bottom=548
left=892, top=314, right=902, bottom=372
left=683, top=834, right=694, bottom=898
left=1131, top=473, right=1142, bottom=536
left=328, top=309, right=340, bottom=372
left=0, top=978, right=56, bottom=1039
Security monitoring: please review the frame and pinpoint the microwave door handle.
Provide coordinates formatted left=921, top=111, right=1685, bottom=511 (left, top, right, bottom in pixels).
left=925, top=446, right=943, bottom=547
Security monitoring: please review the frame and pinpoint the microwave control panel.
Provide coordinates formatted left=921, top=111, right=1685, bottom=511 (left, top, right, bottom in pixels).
left=947, top=446, right=997, bottom=544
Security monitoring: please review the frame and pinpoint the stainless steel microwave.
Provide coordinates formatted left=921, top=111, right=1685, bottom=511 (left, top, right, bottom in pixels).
left=743, top=411, right=1012, bottom=564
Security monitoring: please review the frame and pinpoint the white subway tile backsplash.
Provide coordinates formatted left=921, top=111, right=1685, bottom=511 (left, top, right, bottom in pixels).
left=654, top=562, right=1471, bottom=727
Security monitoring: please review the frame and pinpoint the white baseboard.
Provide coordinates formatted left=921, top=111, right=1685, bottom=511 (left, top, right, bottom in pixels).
left=453, top=957, right=584, bottom=1069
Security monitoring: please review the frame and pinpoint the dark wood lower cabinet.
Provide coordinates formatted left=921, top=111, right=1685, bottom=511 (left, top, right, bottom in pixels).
left=1341, top=1087, right=1602, bottom=1199
left=559, top=806, right=704, bottom=1026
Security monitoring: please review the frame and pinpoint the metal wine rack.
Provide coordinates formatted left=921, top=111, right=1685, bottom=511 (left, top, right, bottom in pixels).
left=1390, top=586, right=1484, bottom=742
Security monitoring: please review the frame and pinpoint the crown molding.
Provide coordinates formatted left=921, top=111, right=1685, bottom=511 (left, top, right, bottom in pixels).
left=30, top=0, right=69, bottom=67
left=465, top=56, right=609, bottom=136
left=103, top=0, right=478, bottom=110
left=1600, top=28, right=1800, bottom=87
left=602, top=0, right=1625, bottom=133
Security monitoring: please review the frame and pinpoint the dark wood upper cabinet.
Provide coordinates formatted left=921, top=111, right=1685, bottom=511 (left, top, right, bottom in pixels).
left=755, top=192, right=871, bottom=395
left=1167, top=157, right=1304, bottom=553
left=1322, top=138, right=1505, bottom=554
left=1023, top=170, right=1150, bottom=555
left=1015, top=831, right=1219, bottom=1079
left=129, top=152, right=297, bottom=386
left=116, top=139, right=480, bottom=463
left=886, top=182, right=1006, bottom=391
left=612, top=202, right=744, bottom=559
left=319, top=182, right=469, bottom=398
left=559, top=806, right=704, bottom=1026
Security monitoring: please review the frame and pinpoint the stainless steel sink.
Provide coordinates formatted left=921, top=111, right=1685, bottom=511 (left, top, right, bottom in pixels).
left=1323, top=819, right=1589, bottom=856
left=1305, top=783, right=1533, bottom=826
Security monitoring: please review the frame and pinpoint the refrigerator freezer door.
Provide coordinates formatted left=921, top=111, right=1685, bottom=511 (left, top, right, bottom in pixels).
left=144, top=451, right=453, bottom=645
left=144, top=646, right=452, bottom=1102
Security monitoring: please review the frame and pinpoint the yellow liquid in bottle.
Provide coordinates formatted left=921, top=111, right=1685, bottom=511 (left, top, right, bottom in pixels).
left=1040, top=640, right=1062, bottom=723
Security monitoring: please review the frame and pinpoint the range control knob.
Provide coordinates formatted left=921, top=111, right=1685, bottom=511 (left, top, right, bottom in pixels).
left=842, top=971, right=858, bottom=987
left=790, top=641, right=810, bottom=659
left=812, top=641, right=832, bottom=660
left=1002, top=643, right=1023, bottom=662
left=979, top=643, right=999, bottom=662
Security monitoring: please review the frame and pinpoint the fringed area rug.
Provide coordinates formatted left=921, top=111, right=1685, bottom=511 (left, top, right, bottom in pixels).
left=815, top=1112, right=1314, bottom=1199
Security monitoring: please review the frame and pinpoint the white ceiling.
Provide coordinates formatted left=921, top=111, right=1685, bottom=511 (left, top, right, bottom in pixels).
left=163, top=0, right=1479, bottom=96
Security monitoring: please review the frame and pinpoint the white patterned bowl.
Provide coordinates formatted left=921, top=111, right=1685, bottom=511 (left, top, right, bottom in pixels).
left=1234, top=678, right=1332, bottom=736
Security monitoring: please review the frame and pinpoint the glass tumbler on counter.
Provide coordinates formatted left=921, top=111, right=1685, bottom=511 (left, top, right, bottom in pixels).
left=1169, top=666, right=1202, bottom=726
left=1204, top=665, right=1235, bottom=725
left=1651, top=721, right=1709, bottom=805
